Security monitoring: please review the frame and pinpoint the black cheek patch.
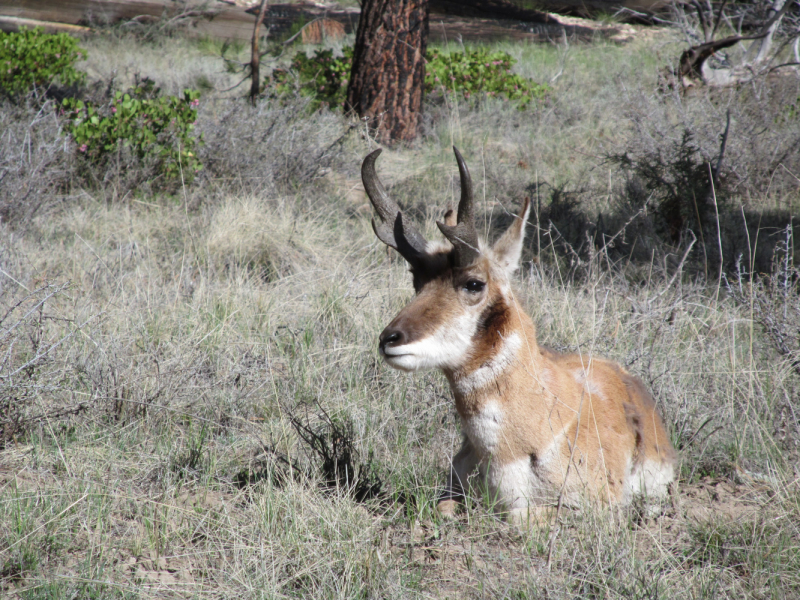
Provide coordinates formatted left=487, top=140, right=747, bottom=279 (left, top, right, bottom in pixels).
left=475, top=298, right=510, bottom=347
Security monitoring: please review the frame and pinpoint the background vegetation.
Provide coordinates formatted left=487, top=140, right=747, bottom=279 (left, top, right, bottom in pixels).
left=1, top=17, right=799, bottom=599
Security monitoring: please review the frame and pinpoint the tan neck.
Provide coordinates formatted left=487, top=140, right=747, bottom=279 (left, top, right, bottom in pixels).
left=445, top=299, right=541, bottom=416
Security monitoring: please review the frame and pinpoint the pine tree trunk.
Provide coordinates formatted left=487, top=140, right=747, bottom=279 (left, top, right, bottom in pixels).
left=345, top=0, right=429, bottom=144
left=249, top=0, right=269, bottom=106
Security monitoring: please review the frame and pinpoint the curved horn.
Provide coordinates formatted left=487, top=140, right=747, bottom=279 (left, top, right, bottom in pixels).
left=362, top=149, right=429, bottom=266
left=436, top=147, right=480, bottom=268
left=453, top=146, right=474, bottom=226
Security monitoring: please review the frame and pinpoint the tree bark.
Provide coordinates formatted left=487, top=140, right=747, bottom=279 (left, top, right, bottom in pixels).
left=345, top=0, right=429, bottom=144
left=249, top=0, right=268, bottom=106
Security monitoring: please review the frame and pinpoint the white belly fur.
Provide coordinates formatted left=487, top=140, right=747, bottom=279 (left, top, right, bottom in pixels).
left=462, top=402, right=561, bottom=511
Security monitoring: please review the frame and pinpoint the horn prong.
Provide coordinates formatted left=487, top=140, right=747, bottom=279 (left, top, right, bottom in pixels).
left=437, top=221, right=480, bottom=268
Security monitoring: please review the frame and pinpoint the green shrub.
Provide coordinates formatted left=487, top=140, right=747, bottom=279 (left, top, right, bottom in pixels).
left=0, top=27, right=86, bottom=96
left=270, top=46, right=354, bottom=109
left=425, top=48, right=548, bottom=108
left=267, top=46, right=547, bottom=110
left=62, top=80, right=203, bottom=182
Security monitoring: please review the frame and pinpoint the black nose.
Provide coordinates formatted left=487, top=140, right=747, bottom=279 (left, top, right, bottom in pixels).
left=379, top=328, right=404, bottom=352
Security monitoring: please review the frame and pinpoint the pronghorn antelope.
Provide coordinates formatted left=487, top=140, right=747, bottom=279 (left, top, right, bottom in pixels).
left=363, top=148, right=676, bottom=524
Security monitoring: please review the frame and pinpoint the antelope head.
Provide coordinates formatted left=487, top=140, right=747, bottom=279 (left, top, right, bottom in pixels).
left=363, top=147, right=531, bottom=375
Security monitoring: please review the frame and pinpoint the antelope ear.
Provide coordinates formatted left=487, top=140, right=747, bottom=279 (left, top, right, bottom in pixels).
left=443, top=208, right=457, bottom=227
left=491, top=197, right=531, bottom=275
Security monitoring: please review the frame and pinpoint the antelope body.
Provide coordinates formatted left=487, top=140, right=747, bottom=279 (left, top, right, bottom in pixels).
left=363, top=148, right=676, bottom=524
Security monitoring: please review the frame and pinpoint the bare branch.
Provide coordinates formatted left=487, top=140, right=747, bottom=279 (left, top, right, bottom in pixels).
left=713, top=109, right=731, bottom=185
left=710, top=0, right=729, bottom=41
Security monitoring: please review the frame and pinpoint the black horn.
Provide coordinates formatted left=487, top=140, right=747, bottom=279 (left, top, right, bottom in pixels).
left=362, top=149, right=429, bottom=267
left=437, top=147, right=480, bottom=268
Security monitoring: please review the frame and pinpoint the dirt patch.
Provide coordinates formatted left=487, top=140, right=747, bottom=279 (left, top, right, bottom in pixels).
left=677, top=477, right=777, bottom=524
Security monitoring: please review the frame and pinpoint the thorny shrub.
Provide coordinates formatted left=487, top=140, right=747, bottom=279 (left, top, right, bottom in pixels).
left=0, top=99, right=76, bottom=226
left=0, top=284, right=79, bottom=449
left=286, top=406, right=383, bottom=502
left=606, top=128, right=728, bottom=244
left=587, top=79, right=800, bottom=275
left=196, top=95, right=353, bottom=198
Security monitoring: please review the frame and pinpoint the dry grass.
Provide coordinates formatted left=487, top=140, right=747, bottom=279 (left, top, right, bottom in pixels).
left=1, top=24, right=800, bottom=600
left=77, top=33, right=241, bottom=97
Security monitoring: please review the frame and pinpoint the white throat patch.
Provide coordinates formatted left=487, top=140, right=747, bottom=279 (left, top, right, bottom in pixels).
left=462, top=400, right=505, bottom=457
left=454, top=332, right=522, bottom=394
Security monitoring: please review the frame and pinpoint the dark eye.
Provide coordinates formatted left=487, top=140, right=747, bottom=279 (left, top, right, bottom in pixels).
left=464, top=280, right=485, bottom=293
